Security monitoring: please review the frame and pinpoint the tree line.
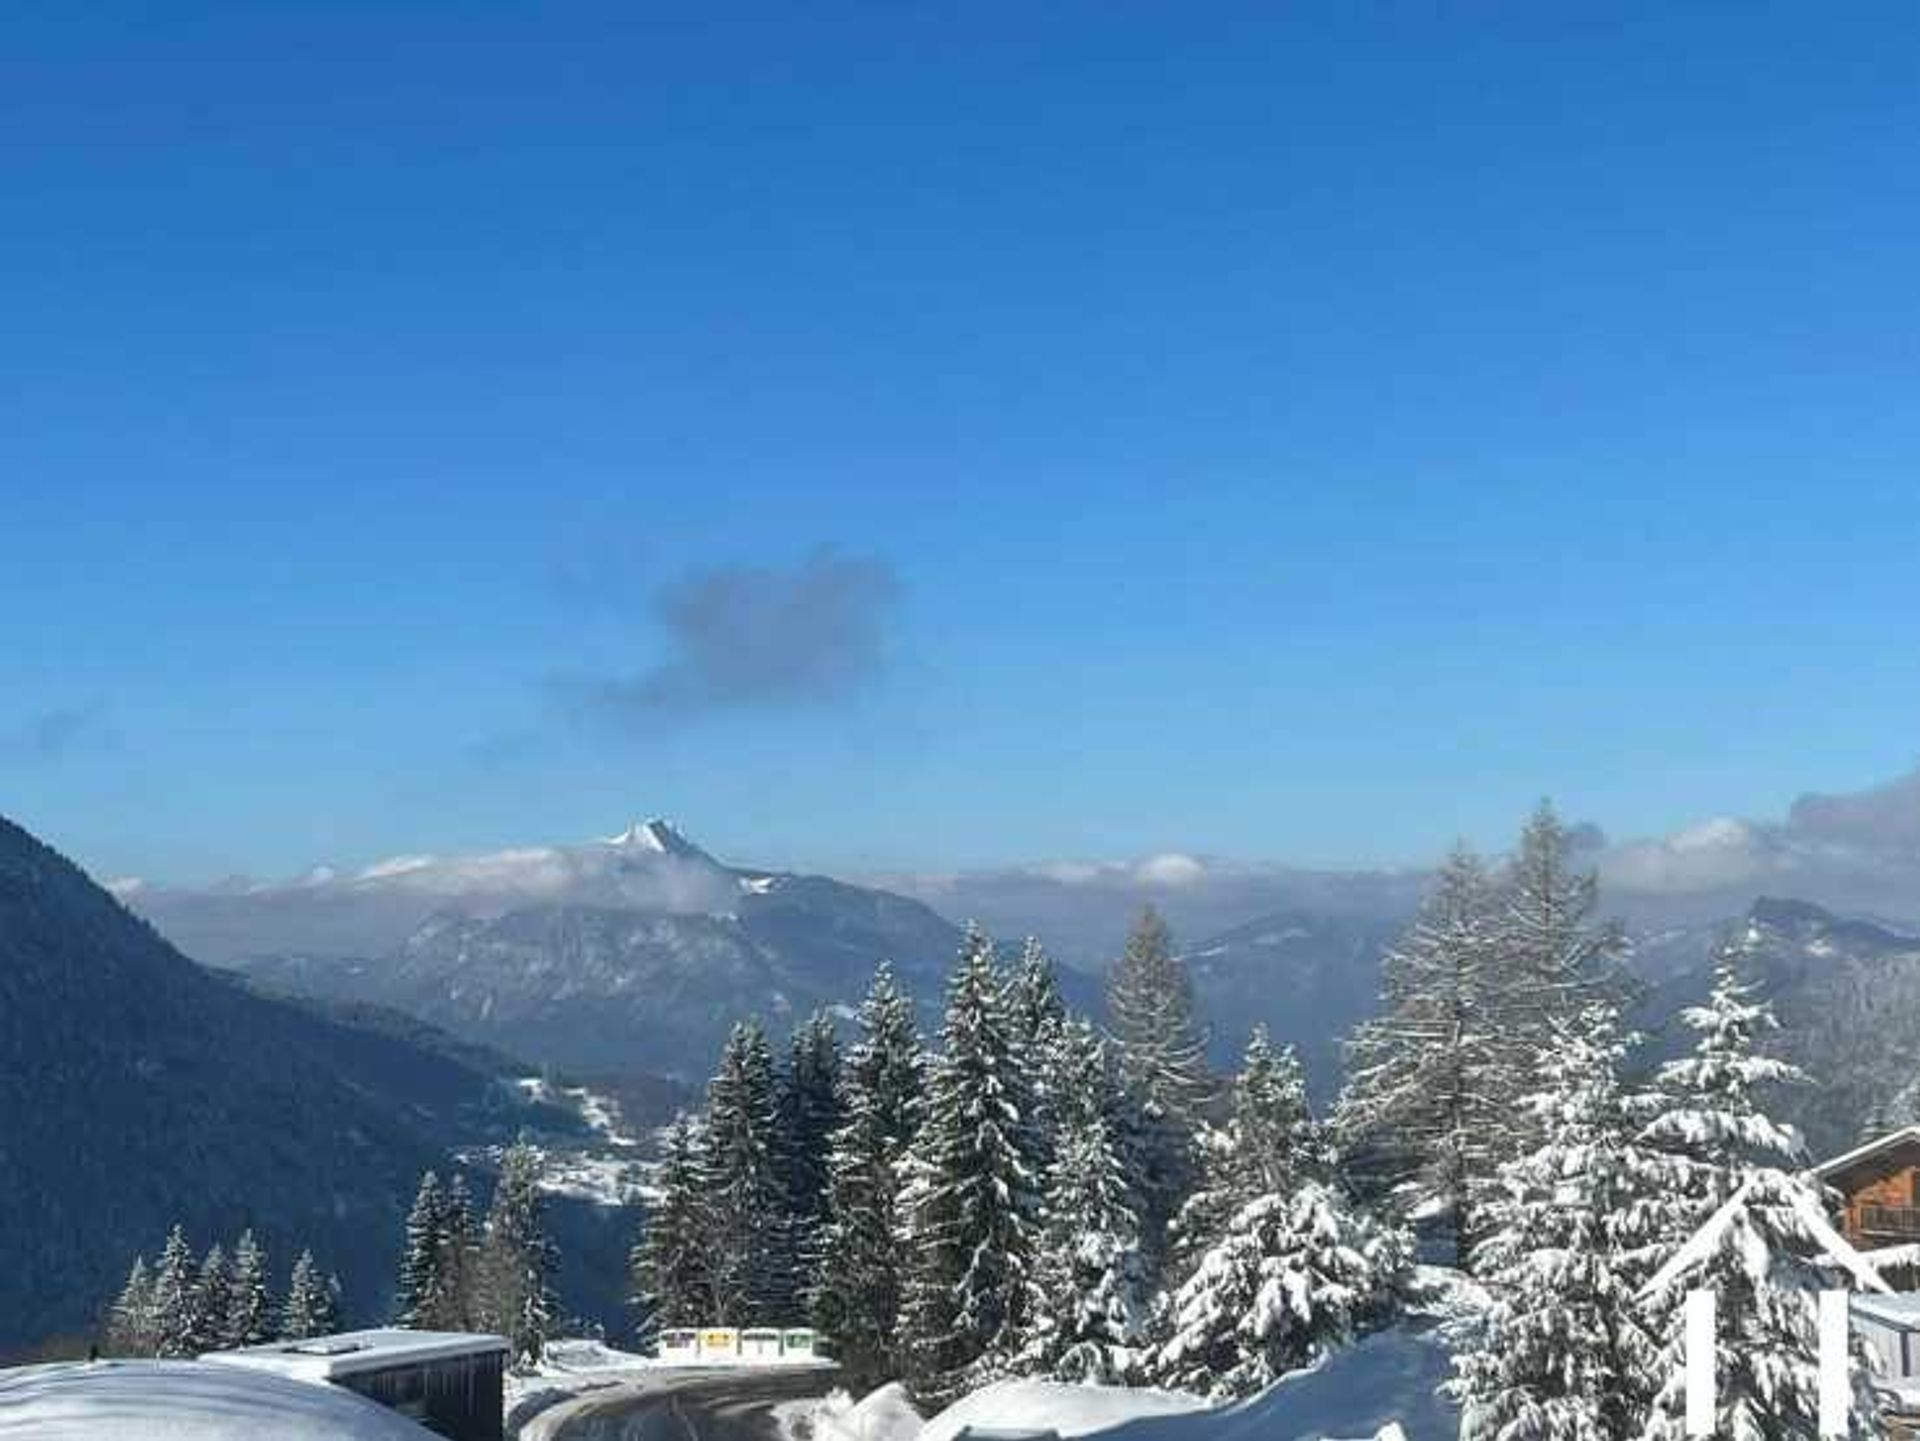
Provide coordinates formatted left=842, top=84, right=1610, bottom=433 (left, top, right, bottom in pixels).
left=390, top=1138, right=559, bottom=1365
left=106, top=1226, right=341, bottom=1357
left=633, top=802, right=1889, bottom=1436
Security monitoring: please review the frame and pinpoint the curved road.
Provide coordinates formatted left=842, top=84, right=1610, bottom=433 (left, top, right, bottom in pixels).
left=520, top=1365, right=839, bottom=1441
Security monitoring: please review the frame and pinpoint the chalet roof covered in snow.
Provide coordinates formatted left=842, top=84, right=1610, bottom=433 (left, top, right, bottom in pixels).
left=1814, top=1125, right=1920, bottom=1183
left=0, top=1360, right=437, bottom=1439
left=201, top=1328, right=509, bottom=1382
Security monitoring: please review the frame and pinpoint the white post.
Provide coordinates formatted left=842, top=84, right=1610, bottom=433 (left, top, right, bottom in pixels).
left=1685, top=1288, right=1717, bottom=1438
left=1818, top=1289, right=1850, bottom=1438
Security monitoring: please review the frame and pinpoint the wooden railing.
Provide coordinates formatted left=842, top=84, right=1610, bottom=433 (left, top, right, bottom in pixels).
left=1858, top=1203, right=1920, bottom=1238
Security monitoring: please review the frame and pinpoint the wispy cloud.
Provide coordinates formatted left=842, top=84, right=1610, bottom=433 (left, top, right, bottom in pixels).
left=0, top=704, right=114, bottom=759
left=559, top=548, right=902, bottom=729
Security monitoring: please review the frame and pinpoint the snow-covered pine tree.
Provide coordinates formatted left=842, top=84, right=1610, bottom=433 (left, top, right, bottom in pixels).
left=698, top=1019, right=791, bottom=1324
left=1105, top=907, right=1212, bottom=1276
left=1639, top=1171, right=1886, bottom=1441
left=631, top=1114, right=712, bottom=1333
left=441, top=1172, right=479, bottom=1330
left=1009, top=938, right=1068, bottom=1177
left=187, top=1242, right=231, bottom=1355
left=900, top=924, right=1043, bottom=1407
left=1172, top=1026, right=1328, bottom=1277
left=1154, top=1179, right=1412, bottom=1401
left=280, top=1249, right=334, bottom=1340
left=1334, top=844, right=1512, bottom=1263
left=108, top=1256, right=155, bottom=1357
left=1629, top=942, right=1881, bottom=1439
left=150, top=1225, right=199, bottom=1358
left=1449, top=1001, right=1667, bottom=1441
left=481, top=1138, right=560, bottom=1363
left=1021, top=1016, right=1145, bottom=1384
left=1643, top=943, right=1807, bottom=1229
left=224, top=1230, right=273, bottom=1349
left=812, top=961, right=925, bottom=1391
left=396, top=1170, right=450, bottom=1328
left=779, top=1008, right=842, bottom=1316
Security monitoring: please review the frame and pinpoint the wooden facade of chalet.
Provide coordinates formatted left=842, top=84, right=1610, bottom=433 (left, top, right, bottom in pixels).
left=1818, top=1126, right=1920, bottom=1258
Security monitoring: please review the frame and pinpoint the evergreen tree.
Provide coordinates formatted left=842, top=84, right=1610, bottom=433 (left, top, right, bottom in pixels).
left=1334, top=845, right=1512, bottom=1262
left=396, top=1171, right=451, bottom=1328
left=1174, top=1026, right=1327, bottom=1275
left=189, top=1243, right=232, bottom=1354
left=1155, top=1180, right=1412, bottom=1401
left=1010, top=937, right=1066, bottom=1051
left=631, top=1114, right=712, bottom=1334
left=281, top=1249, right=335, bottom=1340
left=779, top=1008, right=843, bottom=1312
left=1450, top=1002, right=1667, bottom=1441
left=1642, top=944, right=1807, bottom=1226
left=108, top=1257, right=155, bottom=1357
left=149, top=1225, right=199, bottom=1358
left=1021, top=1016, right=1145, bottom=1384
left=1639, top=1170, right=1886, bottom=1441
left=224, top=1230, right=274, bottom=1350
left=1106, top=907, right=1212, bottom=1274
left=812, top=961, right=925, bottom=1391
left=700, top=1019, right=791, bottom=1324
left=441, top=1172, right=479, bottom=1331
left=900, top=924, right=1044, bottom=1407
left=480, top=1139, right=560, bottom=1364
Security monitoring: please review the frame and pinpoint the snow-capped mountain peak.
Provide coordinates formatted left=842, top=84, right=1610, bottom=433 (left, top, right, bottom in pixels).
left=604, top=818, right=704, bottom=859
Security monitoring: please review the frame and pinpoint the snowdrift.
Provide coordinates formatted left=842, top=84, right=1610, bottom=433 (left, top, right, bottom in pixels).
left=0, top=1360, right=436, bottom=1439
left=916, top=1329, right=1456, bottom=1441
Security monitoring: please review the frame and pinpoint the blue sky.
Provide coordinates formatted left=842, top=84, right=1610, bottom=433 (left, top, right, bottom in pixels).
left=5, top=2, right=1919, bottom=883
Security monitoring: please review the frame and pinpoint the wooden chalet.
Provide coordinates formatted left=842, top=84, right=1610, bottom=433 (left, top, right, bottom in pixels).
left=1817, top=1126, right=1920, bottom=1282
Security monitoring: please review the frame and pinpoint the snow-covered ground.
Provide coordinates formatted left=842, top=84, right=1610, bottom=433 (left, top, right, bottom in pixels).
left=777, top=1326, right=1455, bottom=1441
left=0, top=1360, right=438, bottom=1439
left=463, top=1079, right=653, bottom=1208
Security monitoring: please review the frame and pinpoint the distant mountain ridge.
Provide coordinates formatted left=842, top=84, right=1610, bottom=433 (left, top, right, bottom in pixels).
left=220, top=824, right=972, bottom=1077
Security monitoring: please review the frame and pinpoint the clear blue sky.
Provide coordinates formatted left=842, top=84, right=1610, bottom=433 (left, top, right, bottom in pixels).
left=5, top=2, right=1919, bottom=883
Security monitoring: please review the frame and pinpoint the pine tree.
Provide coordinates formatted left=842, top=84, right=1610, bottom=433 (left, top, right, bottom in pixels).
left=108, top=1257, right=155, bottom=1357
left=1335, top=845, right=1512, bottom=1262
left=1021, top=1017, right=1145, bottom=1384
left=150, top=1225, right=199, bottom=1358
left=700, top=1020, right=791, bottom=1324
left=779, top=1008, right=843, bottom=1315
left=281, top=1249, right=335, bottom=1340
left=1173, top=1026, right=1328, bottom=1277
left=1106, top=907, right=1212, bottom=1274
left=188, top=1243, right=232, bottom=1354
left=812, top=961, right=925, bottom=1391
left=480, top=1139, right=560, bottom=1364
left=900, top=924, right=1044, bottom=1407
left=397, top=1171, right=451, bottom=1328
left=1643, top=944, right=1807, bottom=1226
left=224, top=1230, right=273, bottom=1349
left=1450, top=1002, right=1667, bottom=1441
left=442, top=1172, right=479, bottom=1331
left=1640, top=1171, right=1886, bottom=1441
left=1155, top=1180, right=1412, bottom=1401
left=632, top=1114, right=712, bottom=1334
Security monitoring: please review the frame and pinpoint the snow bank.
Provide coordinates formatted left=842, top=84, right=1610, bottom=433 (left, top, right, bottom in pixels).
left=914, top=1328, right=1454, bottom=1441
left=0, top=1360, right=436, bottom=1439
left=777, top=1382, right=923, bottom=1441
left=919, top=1380, right=1208, bottom=1441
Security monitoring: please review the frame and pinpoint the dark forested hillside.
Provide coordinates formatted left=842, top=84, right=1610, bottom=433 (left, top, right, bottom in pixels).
left=0, top=814, right=559, bottom=1351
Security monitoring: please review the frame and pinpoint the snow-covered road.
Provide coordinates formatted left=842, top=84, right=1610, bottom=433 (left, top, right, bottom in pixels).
left=516, top=1365, right=837, bottom=1441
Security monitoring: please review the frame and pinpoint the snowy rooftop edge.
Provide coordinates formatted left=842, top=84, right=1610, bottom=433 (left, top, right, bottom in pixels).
left=202, top=1328, right=509, bottom=1380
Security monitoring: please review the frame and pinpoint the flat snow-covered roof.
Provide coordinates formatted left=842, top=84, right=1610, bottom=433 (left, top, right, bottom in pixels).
left=1853, top=1294, right=1920, bottom=1331
left=202, top=1329, right=509, bottom=1381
